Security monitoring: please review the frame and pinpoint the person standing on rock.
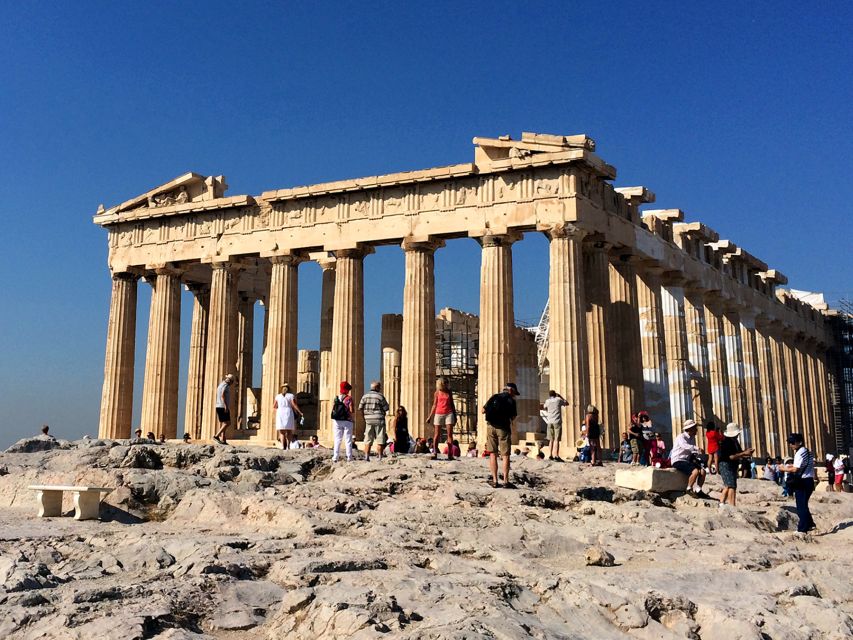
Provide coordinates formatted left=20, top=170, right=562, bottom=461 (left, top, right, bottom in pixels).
left=359, top=381, right=390, bottom=461
left=704, top=422, right=722, bottom=474
left=274, top=383, right=303, bottom=450
left=585, top=405, right=602, bottom=466
left=482, top=382, right=520, bottom=488
left=213, top=373, right=236, bottom=445
left=391, top=406, right=410, bottom=454
left=627, top=414, right=642, bottom=466
left=778, top=433, right=816, bottom=533
left=426, top=378, right=457, bottom=461
left=331, top=381, right=355, bottom=463
left=717, top=423, right=754, bottom=508
left=541, top=390, right=568, bottom=461
left=670, top=420, right=709, bottom=498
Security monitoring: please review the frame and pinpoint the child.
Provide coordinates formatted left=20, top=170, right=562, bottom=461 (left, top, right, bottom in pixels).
left=704, top=422, right=722, bottom=474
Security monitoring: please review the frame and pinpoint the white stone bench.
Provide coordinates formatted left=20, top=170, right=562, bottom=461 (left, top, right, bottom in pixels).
left=28, top=485, right=113, bottom=520
left=615, top=466, right=688, bottom=493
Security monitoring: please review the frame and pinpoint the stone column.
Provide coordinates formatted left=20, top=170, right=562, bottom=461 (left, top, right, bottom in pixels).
left=684, top=288, right=713, bottom=432
left=704, top=299, right=731, bottom=425
left=140, top=267, right=182, bottom=439
left=769, top=330, right=791, bottom=451
left=755, top=321, right=780, bottom=455
left=98, top=272, right=139, bottom=439
left=201, top=262, right=241, bottom=440
left=739, top=312, right=764, bottom=453
left=261, top=255, right=301, bottom=441
left=545, top=224, right=588, bottom=450
left=814, top=349, right=833, bottom=456
left=330, top=247, right=367, bottom=440
left=297, top=349, right=320, bottom=396
left=661, top=277, right=693, bottom=444
left=781, top=333, right=804, bottom=443
left=401, top=239, right=442, bottom=438
left=184, top=283, right=209, bottom=440
left=236, top=295, right=255, bottom=429
left=317, top=258, right=336, bottom=444
left=583, top=241, right=617, bottom=447
left=722, top=310, right=747, bottom=437
left=477, top=232, right=519, bottom=447
left=797, top=341, right=818, bottom=454
left=380, top=314, right=403, bottom=415
left=609, top=252, right=644, bottom=432
left=636, top=263, right=669, bottom=434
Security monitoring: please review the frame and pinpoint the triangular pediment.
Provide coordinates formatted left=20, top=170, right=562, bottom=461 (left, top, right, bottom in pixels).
left=103, top=173, right=229, bottom=215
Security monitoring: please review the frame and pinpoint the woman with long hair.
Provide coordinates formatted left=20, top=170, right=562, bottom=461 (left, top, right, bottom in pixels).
left=392, top=406, right=410, bottom=454
left=273, top=383, right=302, bottom=449
left=426, top=378, right=457, bottom=460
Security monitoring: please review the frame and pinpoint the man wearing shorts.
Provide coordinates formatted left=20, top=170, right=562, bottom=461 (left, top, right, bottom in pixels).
left=483, top=383, right=519, bottom=488
left=214, top=374, right=236, bottom=445
left=359, top=381, right=390, bottom=461
left=670, top=419, right=709, bottom=498
left=541, top=390, right=568, bottom=462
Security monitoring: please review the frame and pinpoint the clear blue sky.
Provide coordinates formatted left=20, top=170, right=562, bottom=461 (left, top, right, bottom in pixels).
left=1, top=2, right=851, bottom=448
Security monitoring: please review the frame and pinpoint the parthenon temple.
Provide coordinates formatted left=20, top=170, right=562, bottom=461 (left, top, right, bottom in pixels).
left=94, top=131, right=843, bottom=457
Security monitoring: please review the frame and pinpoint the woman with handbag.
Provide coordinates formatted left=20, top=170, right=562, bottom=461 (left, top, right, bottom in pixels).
left=778, top=433, right=816, bottom=533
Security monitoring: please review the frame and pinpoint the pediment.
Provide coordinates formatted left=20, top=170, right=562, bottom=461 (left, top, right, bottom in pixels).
left=100, top=173, right=229, bottom=216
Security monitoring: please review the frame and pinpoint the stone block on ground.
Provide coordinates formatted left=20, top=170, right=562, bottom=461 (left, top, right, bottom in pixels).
left=615, top=466, right=687, bottom=493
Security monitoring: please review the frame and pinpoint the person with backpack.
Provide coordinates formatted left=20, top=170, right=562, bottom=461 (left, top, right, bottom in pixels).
left=359, top=381, right=390, bottom=461
left=778, top=433, right=816, bottom=533
left=482, top=382, right=520, bottom=488
left=331, top=381, right=355, bottom=463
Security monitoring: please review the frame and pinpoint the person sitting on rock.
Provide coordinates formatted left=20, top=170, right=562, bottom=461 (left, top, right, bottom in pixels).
left=131, top=428, right=143, bottom=444
left=466, top=442, right=478, bottom=457
left=670, top=420, right=709, bottom=498
left=619, top=432, right=632, bottom=463
left=762, top=457, right=777, bottom=482
left=39, top=425, right=55, bottom=440
left=308, top=434, right=322, bottom=449
left=182, top=433, right=191, bottom=444
left=650, top=432, right=667, bottom=467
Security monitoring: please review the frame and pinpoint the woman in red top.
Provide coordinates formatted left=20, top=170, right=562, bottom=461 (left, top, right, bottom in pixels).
left=426, top=378, right=457, bottom=461
left=704, top=422, right=722, bottom=474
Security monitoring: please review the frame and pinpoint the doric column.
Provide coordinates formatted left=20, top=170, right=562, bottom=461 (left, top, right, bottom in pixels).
left=814, top=349, right=833, bottom=456
left=98, top=272, right=139, bottom=439
left=722, top=309, right=748, bottom=438
left=401, top=239, right=442, bottom=438
left=661, top=276, right=693, bottom=444
left=297, top=349, right=320, bottom=396
left=261, top=255, right=301, bottom=441
left=381, top=314, right=403, bottom=417
left=769, top=329, right=791, bottom=450
left=545, top=224, right=588, bottom=450
left=583, top=240, right=617, bottom=447
left=684, top=288, right=713, bottom=431
left=755, top=320, right=780, bottom=455
left=781, top=332, right=804, bottom=443
left=184, top=283, right=209, bottom=440
left=317, top=258, right=336, bottom=444
left=201, top=261, right=241, bottom=440
left=704, top=298, right=732, bottom=425
left=140, top=267, right=182, bottom=439
left=477, top=232, right=519, bottom=447
left=608, top=252, right=644, bottom=432
left=636, top=263, right=669, bottom=434
left=797, top=341, right=818, bottom=454
left=739, top=312, right=765, bottom=454
left=236, top=294, right=255, bottom=429
left=330, top=247, right=368, bottom=439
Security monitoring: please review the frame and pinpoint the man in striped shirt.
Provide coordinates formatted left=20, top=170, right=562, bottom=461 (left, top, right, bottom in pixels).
left=359, top=381, right=390, bottom=461
left=779, top=432, right=816, bottom=533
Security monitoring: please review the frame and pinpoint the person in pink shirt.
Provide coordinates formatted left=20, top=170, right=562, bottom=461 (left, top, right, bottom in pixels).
left=426, top=378, right=457, bottom=460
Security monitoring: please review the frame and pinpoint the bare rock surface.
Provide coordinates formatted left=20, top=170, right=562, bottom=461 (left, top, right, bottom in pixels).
left=0, top=441, right=852, bottom=639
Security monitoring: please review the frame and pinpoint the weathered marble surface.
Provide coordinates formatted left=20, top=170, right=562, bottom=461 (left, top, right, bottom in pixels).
left=0, top=439, right=851, bottom=639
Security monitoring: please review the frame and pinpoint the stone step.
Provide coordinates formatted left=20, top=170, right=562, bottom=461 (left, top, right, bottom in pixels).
left=614, top=466, right=688, bottom=493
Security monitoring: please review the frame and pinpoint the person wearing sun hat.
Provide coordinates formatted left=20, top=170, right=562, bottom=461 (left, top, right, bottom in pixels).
left=717, top=423, right=755, bottom=507
left=670, top=419, right=709, bottom=498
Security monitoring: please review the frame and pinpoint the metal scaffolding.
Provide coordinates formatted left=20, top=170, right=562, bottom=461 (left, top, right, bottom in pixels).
left=435, top=310, right=479, bottom=443
left=828, top=298, right=853, bottom=455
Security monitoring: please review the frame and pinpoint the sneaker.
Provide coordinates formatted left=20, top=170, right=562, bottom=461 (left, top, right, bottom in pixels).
left=332, top=457, right=339, bottom=463
left=213, top=436, right=223, bottom=445
left=694, top=490, right=711, bottom=499
left=554, top=457, right=564, bottom=463
left=548, top=456, right=554, bottom=461
left=502, top=482, right=518, bottom=490
left=365, top=456, right=371, bottom=463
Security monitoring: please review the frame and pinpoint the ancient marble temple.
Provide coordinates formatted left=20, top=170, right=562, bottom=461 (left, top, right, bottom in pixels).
left=94, top=132, right=838, bottom=457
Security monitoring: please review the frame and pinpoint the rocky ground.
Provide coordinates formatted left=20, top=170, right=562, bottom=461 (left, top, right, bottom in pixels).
left=0, top=436, right=851, bottom=640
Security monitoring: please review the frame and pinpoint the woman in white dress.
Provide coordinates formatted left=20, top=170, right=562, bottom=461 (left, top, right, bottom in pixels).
left=273, top=383, right=302, bottom=449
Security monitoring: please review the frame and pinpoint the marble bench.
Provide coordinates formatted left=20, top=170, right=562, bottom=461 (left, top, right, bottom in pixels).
left=28, top=485, right=113, bottom=520
left=614, top=466, right=688, bottom=493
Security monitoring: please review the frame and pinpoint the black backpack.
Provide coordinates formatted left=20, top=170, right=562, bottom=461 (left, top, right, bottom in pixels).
left=331, top=396, right=350, bottom=421
left=484, top=393, right=507, bottom=425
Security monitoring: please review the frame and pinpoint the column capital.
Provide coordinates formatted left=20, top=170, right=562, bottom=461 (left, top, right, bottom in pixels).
left=334, top=245, right=375, bottom=260
left=184, top=281, right=210, bottom=296
left=539, top=222, right=586, bottom=242
left=401, top=236, right=445, bottom=253
left=583, top=237, right=612, bottom=253
left=661, top=271, right=689, bottom=287
left=111, top=270, right=140, bottom=283
left=316, top=254, right=337, bottom=271
left=209, top=260, right=244, bottom=273
left=268, top=253, right=306, bottom=267
left=474, top=230, right=523, bottom=247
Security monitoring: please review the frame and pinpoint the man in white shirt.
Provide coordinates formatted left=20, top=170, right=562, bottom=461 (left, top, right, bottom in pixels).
left=778, top=433, right=816, bottom=533
left=670, top=419, right=709, bottom=498
left=541, top=390, right=568, bottom=462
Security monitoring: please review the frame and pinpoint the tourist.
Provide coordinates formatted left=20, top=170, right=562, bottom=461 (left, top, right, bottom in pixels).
left=833, top=454, right=845, bottom=491
left=670, top=419, right=709, bottom=498
left=762, top=457, right=777, bottom=482
left=704, top=422, right=721, bottom=474
left=414, top=437, right=429, bottom=454
left=650, top=432, right=667, bottom=467
left=778, top=433, right=816, bottom=533
left=308, top=434, right=321, bottom=449
left=825, top=454, right=836, bottom=492
left=426, top=378, right=457, bottom=461
left=146, top=431, right=156, bottom=441
left=638, top=411, right=654, bottom=464
left=391, top=406, right=410, bottom=454
left=330, top=381, right=355, bottom=463
left=781, top=457, right=794, bottom=497
left=482, top=382, right=520, bottom=488
left=40, top=425, right=54, bottom=439
left=213, top=373, right=236, bottom=445
left=541, top=390, right=568, bottom=461
left=466, top=442, right=478, bottom=458
left=717, top=423, right=754, bottom=508
left=585, top=405, right=602, bottom=466
left=628, top=414, right=642, bottom=466
left=132, top=428, right=143, bottom=443
left=444, top=439, right=461, bottom=458
left=359, top=381, right=391, bottom=461
left=182, top=432, right=191, bottom=444
left=619, top=432, right=633, bottom=463
left=274, top=383, right=303, bottom=450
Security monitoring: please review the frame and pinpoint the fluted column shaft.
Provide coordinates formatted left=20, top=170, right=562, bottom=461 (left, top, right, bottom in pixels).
left=814, top=351, right=833, bottom=456
left=261, top=255, right=300, bottom=440
left=661, top=281, right=693, bottom=444
left=476, top=233, right=518, bottom=447
left=755, top=325, right=779, bottom=455
left=237, top=295, right=254, bottom=429
left=584, top=242, right=616, bottom=447
left=705, top=302, right=731, bottom=424
left=184, top=284, right=209, bottom=440
left=317, top=259, right=336, bottom=444
left=546, top=225, right=588, bottom=450
left=782, top=336, right=804, bottom=443
left=140, top=269, right=182, bottom=439
left=401, top=240, right=441, bottom=439
left=684, top=289, right=713, bottom=431
left=769, top=332, right=791, bottom=450
left=739, top=313, right=764, bottom=453
left=202, top=262, right=240, bottom=439
left=636, top=265, right=669, bottom=433
left=797, top=342, right=818, bottom=454
left=609, top=254, right=643, bottom=431
left=330, top=248, right=366, bottom=439
left=722, top=311, right=747, bottom=437
left=98, top=273, right=139, bottom=439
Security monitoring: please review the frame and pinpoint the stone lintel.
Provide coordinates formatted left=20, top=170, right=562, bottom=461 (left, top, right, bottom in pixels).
left=707, top=239, right=738, bottom=255
left=642, top=209, right=684, bottom=223
left=614, top=186, right=656, bottom=204
left=759, top=269, right=788, bottom=285
left=728, top=247, right=768, bottom=272
left=672, top=221, right=719, bottom=243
